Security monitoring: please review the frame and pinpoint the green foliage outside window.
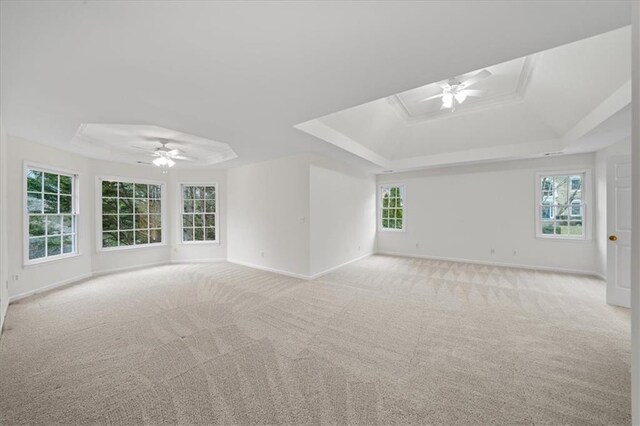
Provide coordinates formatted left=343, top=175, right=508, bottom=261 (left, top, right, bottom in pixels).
left=380, top=185, right=404, bottom=230
left=26, top=168, right=76, bottom=260
left=101, top=179, right=162, bottom=248
left=181, top=185, right=217, bottom=242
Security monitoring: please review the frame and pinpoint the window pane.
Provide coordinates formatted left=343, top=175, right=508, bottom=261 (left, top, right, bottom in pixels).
left=205, top=186, right=216, bottom=199
left=59, top=195, right=72, bottom=214
left=570, top=176, right=582, bottom=191
left=103, top=215, right=118, bottom=231
left=27, top=170, right=43, bottom=192
left=183, top=227, right=194, bottom=241
left=119, top=231, right=134, bottom=246
left=62, top=215, right=74, bottom=234
left=204, top=214, right=215, bottom=227
left=149, top=184, right=161, bottom=199
left=388, top=219, right=396, bottom=229
left=542, top=222, right=555, bottom=235
left=389, top=198, right=396, bottom=208
left=44, top=173, right=58, bottom=193
left=59, top=175, right=72, bottom=195
left=134, top=183, right=148, bottom=198
left=119, top=198, right=134, bottom=214
left=27, top=192, right=43, bottom=213
left=102, top=198, right=117, bottom=214
left=183, top=199, right=194, bottom=213
left=47, top=215, right=62, bottom=235
left=29, top=216, right=46, bottom=237
left=382, top=197, right=389, bottom=208
left=541, top=206, right=553, bottom=220
left=194, top=227, right=204, bottom=241
left=47, top=236, right=62, bottom=256
left=29, top=237, right=46, bottom=259
left=568, top=222, right=583, bottom=236
left=135, top=214, right=149, bottom=229
left=396, top=219, right=403, bottom=229
left=135, top=230, right=149, bottom=245
left=382, top=219, right=389, bottom=228
left=205, top=199, right=216, bottom=213
left=63, top=235, right=74, bottom=254
left=102, top=232, right=118, bottom=248
left=194, top=214, right=204, bottom=227
left=149, top=229, right=162, bottom=244
left=149, top=214, right=161, bottom=229
left=149, top=200, right=161, bottom=214
left=134, top=199, right=148, bottom=214
left=119, top=182, right=134, bottom=198
left=194, top=200, right=204, bottom=213
left=119, top=215, right=134, bottom=230
left=102, top=180, right=118, bottom=197
left=183, top=214, right=194, bottom=228
left=183, top=186, right=194, bottom=200
left=205, top=227, right=216, bottom=241
left=396, top=209, right=403, bottom=219
left=193, top=186, right=204, bottom=199
left=44, top=194, right=58, bottom=214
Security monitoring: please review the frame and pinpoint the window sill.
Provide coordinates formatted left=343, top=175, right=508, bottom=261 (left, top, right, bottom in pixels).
left=535, top=235, right=592, bottom=243
left=179, top=240, right=221, bottom=245
left=378, top=228, right=406, bottom=233
left=97, top=242, right=167, bottom=253
left=23, top=252, right=82, bottom=268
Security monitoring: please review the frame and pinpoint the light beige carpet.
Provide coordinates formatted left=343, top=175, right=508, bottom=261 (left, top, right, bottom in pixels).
left=0, top=255, right=631, bottom=425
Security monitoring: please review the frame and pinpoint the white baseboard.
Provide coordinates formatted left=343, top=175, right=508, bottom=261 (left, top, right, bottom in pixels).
left=170, top=258, right=227, bottom=264
left=376, top=251, right=602, bottom=277
left=9, top=272, right=93, bottom=303
left=226, top=258, right=310, bottom=280
left=92, top=261, right=168, bottom=277
left=310, top=253, right=373, bottom=280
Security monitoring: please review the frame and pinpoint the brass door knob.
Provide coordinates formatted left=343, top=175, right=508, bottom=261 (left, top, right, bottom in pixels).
left=609, top=235, right=618, bottom=241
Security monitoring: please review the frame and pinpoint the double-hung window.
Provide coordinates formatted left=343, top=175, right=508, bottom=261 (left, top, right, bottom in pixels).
left=536, top=171, right=589, bottom=239
left=99, top=178, right=163, bottom=249
left=379, top=184, right=405, bottom=231
left=25, top=166, right=78, bottom=263
left=181, top=184, right=218, bottom=243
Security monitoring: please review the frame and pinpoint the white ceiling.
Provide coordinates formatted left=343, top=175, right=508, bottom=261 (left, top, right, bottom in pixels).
left=297, top=26, right=631, bottom=171
left=0, top=1, right=632, bottom=172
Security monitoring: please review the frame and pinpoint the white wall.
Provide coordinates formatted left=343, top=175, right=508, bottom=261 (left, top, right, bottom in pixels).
left=168, top=168, right=227, bottom=263
left=227, top=155, right=310, bottom=278
left=0, top=120, right=9, bottom=330
left=309, top=156, right=376, bottom=277
left=377, top=153, right=599, bottom=275
left=594, top=138, right=631, bottom=277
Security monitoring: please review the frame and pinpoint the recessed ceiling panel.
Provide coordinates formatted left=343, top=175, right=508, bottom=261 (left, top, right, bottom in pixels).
left=71, top=124, right=238, bottom=167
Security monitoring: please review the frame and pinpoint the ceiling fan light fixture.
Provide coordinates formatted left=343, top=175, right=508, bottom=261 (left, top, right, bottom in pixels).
left=152, top=156, right=175, bottom=168
left=442, top=93, right=454, bottom=108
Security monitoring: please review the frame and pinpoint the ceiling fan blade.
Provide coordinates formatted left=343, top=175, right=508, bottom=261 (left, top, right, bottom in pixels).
left=460, top=69, right=491, bottom=88
left=173, top=155, right=196, bottom=161
left=419, top=94, right=444, bottom=102
left=459, top=89, right=483, bottom=97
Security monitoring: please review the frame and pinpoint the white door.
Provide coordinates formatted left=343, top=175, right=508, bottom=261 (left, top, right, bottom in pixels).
left=607, top=155, right=632, bottom=308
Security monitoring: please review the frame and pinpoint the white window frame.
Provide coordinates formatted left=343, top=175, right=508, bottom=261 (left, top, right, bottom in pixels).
left=378, top=183, right=406, bottom=232
left=179, top=182, right=219, bottom=244
left=95, top=175, right=167, bottom=252
left=535, top=170, right=592, bottom=241
left=23, top=162, right=81, bottom=266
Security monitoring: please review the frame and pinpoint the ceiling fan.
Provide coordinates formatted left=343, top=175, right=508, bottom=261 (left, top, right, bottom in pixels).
left=420, top=69, right=491, bottom=111
left=133, top=138, right=194, bottom=171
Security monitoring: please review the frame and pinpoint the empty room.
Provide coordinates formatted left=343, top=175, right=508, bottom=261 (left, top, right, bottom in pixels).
left=1, top=1, right=639, bottom=424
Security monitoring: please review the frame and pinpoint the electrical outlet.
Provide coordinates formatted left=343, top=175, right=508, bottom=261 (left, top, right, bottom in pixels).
left=512, top=250, right=517, bottom=256
left=12, top=274, right=19, bottom=281
left=415, top=243, right=420, bottom=249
